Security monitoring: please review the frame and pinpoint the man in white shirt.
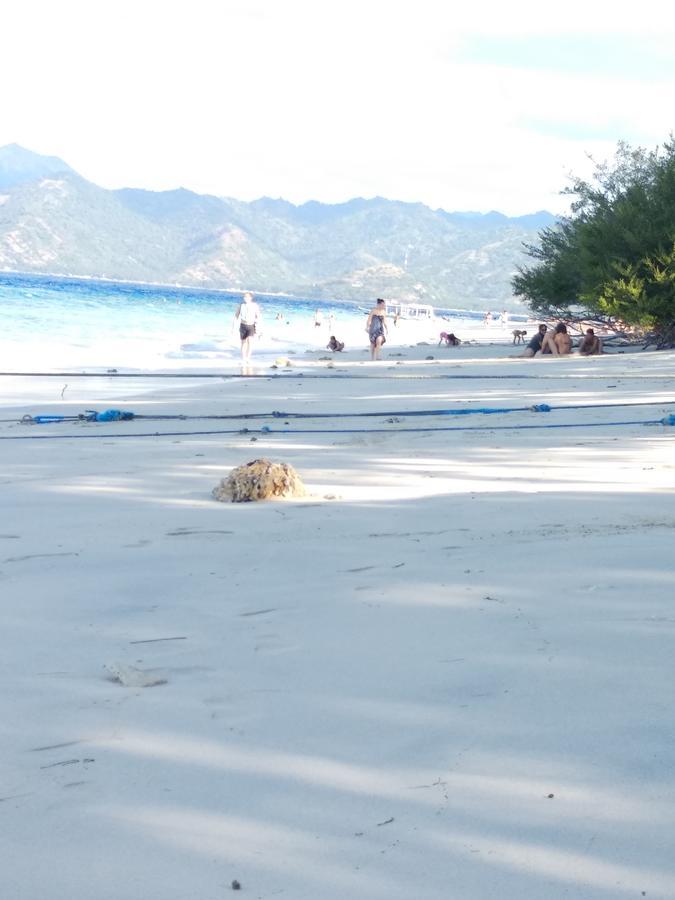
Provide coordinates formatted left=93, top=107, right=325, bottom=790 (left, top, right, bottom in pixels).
left=233, top=292, right=261, bottom=363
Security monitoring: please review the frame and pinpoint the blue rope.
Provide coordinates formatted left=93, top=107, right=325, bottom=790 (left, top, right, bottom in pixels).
left=17, top=398, right=673, bottom=426
left=2, top=416, right=672, bottom=440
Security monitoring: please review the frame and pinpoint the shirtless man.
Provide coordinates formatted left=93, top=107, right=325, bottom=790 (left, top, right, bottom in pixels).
left=233, top=292, right=261, bottom=363
left=578, top=328, right=603, bottom=355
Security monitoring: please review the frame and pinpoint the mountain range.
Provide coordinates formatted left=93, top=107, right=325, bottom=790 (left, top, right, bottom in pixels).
left=0, top=144, right=555, bottom=309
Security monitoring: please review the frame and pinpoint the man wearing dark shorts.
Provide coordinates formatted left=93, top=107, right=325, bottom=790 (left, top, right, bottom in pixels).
left=233, top=292, right=261, bottom=363
left=515, top=323, right=547, bottom=358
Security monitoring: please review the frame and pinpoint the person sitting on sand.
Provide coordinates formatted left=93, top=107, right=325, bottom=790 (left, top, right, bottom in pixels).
left=327, top=335, right=344, bottom=352
left=366, top=298, right=388, bottom=360
left=512, top=329, right=527, bottom=344
left=578, top=328, right=603, bottom=355
left=513, top=323, right=547, bottom=357
left=539, top=322, right=572, bottom=356
left=439, top=332, right=461, bottom=346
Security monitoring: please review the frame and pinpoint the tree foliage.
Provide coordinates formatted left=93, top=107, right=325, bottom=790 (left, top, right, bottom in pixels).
left=513, top=139, right=675, bottom=340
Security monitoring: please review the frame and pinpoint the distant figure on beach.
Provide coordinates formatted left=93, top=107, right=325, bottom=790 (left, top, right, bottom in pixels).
left=233, top=291, right=261, bottom=363
left=540, top=322, right=572, bottom=356
left=314, top=309, right=323, bottom=328
left=327, top=335, right=344, bottom=352
left=366, top=298, right=388, bottom=360
left=512, top=329, right=527, bottom=344
left=439, top=331, right=461, bottom=346
left=579, top=328, right=603, bottom=355
left=275, top=312, right=284, bottom=321
left=393, top=313, right=400, bottom=327
left=484, top=311, right=493, bottom=326
left=501, top=309, right=509, bottom=327
left=327, top=312, right=335, bottom=332
left=513, top=323, right=547, bottom=357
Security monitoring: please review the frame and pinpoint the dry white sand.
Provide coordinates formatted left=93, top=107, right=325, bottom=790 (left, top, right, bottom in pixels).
left=2, top=342, right=675, bottom=900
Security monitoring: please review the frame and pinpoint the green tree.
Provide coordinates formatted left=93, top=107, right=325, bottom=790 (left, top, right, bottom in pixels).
left=513, top=139, right=675, bottom=343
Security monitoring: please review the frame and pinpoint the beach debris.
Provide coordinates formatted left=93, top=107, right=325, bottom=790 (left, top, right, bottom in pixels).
left=105, top=662, right=167, bottom=688
left=40, top=758, right=80, bottom=769
left=376, top=817, right=395, bottom=826
left=213, top=458, right=305, bottom=503
left=274, top=357, right=293, bottom=367
left=39, top=757, right=95, bottom=769
left=61, top=383, right=68, bottom=398
left=231, top=880, right=241, bottom=890
left=129, top=636, right=187, bottom=645
left=30, top=740, right=84, bottom=752
left=385, top=416, right=404, bottom=424
left=425, top=355, right=434, bottom=360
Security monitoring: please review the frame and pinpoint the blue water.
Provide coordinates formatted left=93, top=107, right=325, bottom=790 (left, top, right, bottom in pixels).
left=0, top=271, right=351, bottom=339
left=0, top=271, right=519, bottom=370
left=0, top=272, right=372, bottom=368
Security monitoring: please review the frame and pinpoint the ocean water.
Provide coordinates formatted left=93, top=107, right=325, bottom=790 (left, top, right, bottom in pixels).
left=0, top=272, right=513, bottom=371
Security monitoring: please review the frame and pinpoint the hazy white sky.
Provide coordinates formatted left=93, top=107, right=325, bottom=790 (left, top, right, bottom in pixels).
left=3, top=0, right=674, bottom=214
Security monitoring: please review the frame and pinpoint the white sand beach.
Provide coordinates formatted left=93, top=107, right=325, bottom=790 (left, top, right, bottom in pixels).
left=2, top=341, right=675, bottom=899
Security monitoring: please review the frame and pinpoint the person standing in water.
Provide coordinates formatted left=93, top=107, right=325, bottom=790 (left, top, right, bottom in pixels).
left=233, top=291, right=261, bottom=364
left=366, top=298, right=388, bottom=360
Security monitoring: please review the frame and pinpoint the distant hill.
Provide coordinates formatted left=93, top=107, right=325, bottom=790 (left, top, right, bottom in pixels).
left=0, top=143, right=556, bottom=309
left=0, top=143, right=74, bottom=191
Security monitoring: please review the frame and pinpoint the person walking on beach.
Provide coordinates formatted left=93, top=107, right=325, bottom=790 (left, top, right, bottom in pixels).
left=233, top=291, right=261, bottom=363
left=366, top=298, right=388, bottom=360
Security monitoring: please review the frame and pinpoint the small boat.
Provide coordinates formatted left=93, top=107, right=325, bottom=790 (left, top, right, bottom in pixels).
left=384, top=300, right=434, bottom=320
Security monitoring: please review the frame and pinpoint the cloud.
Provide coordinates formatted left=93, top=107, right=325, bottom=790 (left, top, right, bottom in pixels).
left=456, top=34, right=675, bottom=80
left=1, top=0, right=674, bottom=214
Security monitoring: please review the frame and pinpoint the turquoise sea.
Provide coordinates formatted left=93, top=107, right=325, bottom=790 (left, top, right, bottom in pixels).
left=0, top=272, right=510, bottom=371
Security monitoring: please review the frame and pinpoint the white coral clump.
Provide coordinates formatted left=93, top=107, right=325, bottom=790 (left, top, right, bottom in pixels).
left=212, top=458, right=305, bottom=503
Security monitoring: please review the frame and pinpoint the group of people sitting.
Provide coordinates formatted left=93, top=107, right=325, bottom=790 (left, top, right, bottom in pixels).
left=515, top=323, right=603, bottom=358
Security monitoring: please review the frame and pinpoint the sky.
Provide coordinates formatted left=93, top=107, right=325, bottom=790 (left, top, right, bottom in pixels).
left=2, top=0, right=675, bottom=215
